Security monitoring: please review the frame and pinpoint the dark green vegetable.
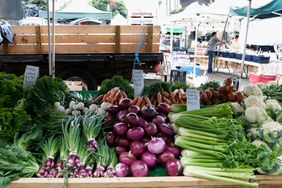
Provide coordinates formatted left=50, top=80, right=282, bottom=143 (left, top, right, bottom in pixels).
left=26, top=76, right=69, bottom=117
left=261, top=84, right=282, bottom=103
left=97, top=76, right=134, bottom=99
left=198, top=80, right=221, bottom=91
left=143, top=82, right=172, bottom=98
left=0, top=73, right=23, bottom=108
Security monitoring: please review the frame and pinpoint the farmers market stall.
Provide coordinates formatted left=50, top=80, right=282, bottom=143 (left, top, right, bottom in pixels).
left=1, top=73, right=282, bottom=188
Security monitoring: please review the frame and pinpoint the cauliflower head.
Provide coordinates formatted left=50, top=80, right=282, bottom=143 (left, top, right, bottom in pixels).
left=265, top=99, right=282, bottom=112
left=245, top=106, right=269, bottom=124
left=231, top=102, right=244, bottom=116
left=243, top=85, right=263, bottom=97
left=247, top=127, right=259, bottom=139
left=260, top=121, right=282, bottom=144
left=251, top=139, right=271, bottom=151
left=244, top=96, right=266, bottom=109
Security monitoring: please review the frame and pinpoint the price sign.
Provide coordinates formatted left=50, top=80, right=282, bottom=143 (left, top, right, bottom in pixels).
left=132, top=69, right=144, bottom=96
left=186, top=89, right=200, bottom=111
left=23, top=65, right=39, bottom=89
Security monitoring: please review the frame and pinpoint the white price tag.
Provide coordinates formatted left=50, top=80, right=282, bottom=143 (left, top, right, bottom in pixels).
left=132, top=69, right=144, bottom=96
left=186, top=89, right=200, bottom=111
left=23, top=65, right=39, bottom=89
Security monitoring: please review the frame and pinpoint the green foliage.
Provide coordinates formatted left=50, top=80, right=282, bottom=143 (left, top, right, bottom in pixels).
left=0, top=73, right=23, bottom=108
left=26, top=76, right=69, bottom=117
left=91, top=0, right=127, bottom=18
left=97, top=75, right=134, bottom=99
left=22, top=0, right=48, bottom=10
left=198, top=80, right=221, bottom=91
left=261, top=83, right=282, bottom=103
left=143, top=82, right=172, bottom=98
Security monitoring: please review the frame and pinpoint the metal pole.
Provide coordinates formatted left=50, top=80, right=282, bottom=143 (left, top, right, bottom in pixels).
left=170, top=24, right=174, bottom=52
left=47, top=0, right=52, bottom=76
left=240, top=0, right=252, bottom=78
left=194, top=21, right=198, bottom=55
left=52, top=0, right=56, bottom=78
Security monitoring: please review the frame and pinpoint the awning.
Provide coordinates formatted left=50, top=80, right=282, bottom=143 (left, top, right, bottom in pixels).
left=230, top=0, right=282, bottom=19
left=164, top=26, right=185, bottom=34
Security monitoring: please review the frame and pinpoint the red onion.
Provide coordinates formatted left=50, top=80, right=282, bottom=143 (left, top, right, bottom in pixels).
left=115, top=163, right=129, bottom=177
left=144, top=123, right=158, bottom=136
left=152, top=115, right=166, bottom=126
left=158, top=151, right=175, bottom=164
left=130, top=141, right=145, bottom=157
left=126, top=127, right=145, bottom=141
left=106, top=104, right=119, bottom=114
left=165, top=145, right=181, bottom=157
left=106, top=132, right=116, bottom=146
left=128, top=105, right=140, bottom=114
left=141, top=105, right=157, bottom=121
left=139, top=118, right=148, bottom=128
left=119, top=152, right=136, bottom=166
left=126, top=112, right=140, bottom=127
left=141, top=152, right=157, bottom=168
left=157, top=103, right=171, bottom=114
left=117, top=110, right=129, bottom=123
left=56, top=160, right=63, bottom=169
left=119, top=98, right=133, bottom=110
left=115, top=146, right=127, bottom=155
left=158, top=123, right=174, bottom=136
left=113, top=122, right=128, bottom=136
left=118, top=137, right=130, bottom=148
left=147, top=137, right=166, bottom=154
left=166, top=160, right=181, bottom=176
left=130, top=160, right=149, bottom=177
left=141, top=137, right=151, bottom=144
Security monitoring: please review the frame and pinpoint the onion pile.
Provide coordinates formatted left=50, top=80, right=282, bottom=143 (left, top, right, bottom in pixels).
left=105, top=98, right=181, bottom=177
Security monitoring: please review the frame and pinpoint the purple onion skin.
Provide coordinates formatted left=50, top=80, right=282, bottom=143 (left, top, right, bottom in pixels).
left=144, top=123, right=158, bottom=136
left=86, top=168, right=93, bottom=177
left=118, top=137, right=130, bottom=148
left=147, top=137, right=166, bottom=154
left=130, top=160, right=149, bottom=177
left=156, top=133, right=173, bottom=146
left=166, top=160, right=182, bottom=176
left=115, top=163, right=129, bottom=177
left=165, top=145, right=181, bottom=158
left=44, top=170, right=49, bottom=177
left=74, top=157, right=80, bottom=166
left=117, top=110, right=129, bottom=123
left=68, top=155, right=77, bottom=166
left=126, top=112, right=140, bottom=127
left=79, top=166, right=87, bottom=177
left=126, top=127, right=145, bottom=141
left=141, top=137, right=151, bottom=144
left=128, top=105, right=140, bottom=114
left=157, top=103, right=171, bottom=115
left=106, top=104, right=119, bottom=114
left=37, top=168, right=46, bottom=177
left=106, top=132, right=116, bottom=147
left=158, top=123, right=174, bottom=136
left=141, top=152, right=157, bottom=168
left=119, top=152, right=136, bottom=166
left=50, top=168, right=58, bottom=178
left=119, top=98, right=133, bottom=110
left=139, top=118, right=148, bottom=128
left=158, top=151, right=176, bottom=165
left=130, top=141, right=145, bottom=157
left=141, top=105, right=158, bottom=121
left=113, top=122, right=128, bottom=136
left=115, top=146, right=127, bottom=155
left=152, top=115, right=166, bottom=126
left=56, top=160, right=64, bottom=169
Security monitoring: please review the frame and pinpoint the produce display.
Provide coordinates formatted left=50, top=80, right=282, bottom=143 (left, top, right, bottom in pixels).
left=1, top=72, right=282, bottom=188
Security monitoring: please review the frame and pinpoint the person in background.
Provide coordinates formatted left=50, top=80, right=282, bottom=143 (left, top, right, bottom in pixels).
left=230, top=34, right=239, bottom=51
left=207, top=31, right=221, bottom=73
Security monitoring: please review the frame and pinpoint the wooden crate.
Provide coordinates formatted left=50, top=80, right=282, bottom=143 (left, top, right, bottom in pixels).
left=0, top=25, right=160, bottom=54
left=7, top=176, right=282, bottom=188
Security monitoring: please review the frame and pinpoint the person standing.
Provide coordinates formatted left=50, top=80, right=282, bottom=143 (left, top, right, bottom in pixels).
left=230, top=34, right=239, bottom=51
left=207, top=32, right=220, bottom=73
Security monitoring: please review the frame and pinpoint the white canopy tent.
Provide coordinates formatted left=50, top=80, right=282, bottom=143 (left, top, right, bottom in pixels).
left=111, top=13, right=128, bottom=25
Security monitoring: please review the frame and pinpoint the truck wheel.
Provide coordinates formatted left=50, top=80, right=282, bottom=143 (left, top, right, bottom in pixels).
left=58, top=69, right=97, bottom=90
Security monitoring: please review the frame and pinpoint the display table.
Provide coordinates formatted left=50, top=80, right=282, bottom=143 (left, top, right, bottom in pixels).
left=8, top=176, right=282, bottom=188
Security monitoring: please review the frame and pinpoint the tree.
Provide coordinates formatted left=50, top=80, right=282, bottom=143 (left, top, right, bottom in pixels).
left=91, top=0, right=127, bottom=18
left=22, top=0, right=48, bottom=10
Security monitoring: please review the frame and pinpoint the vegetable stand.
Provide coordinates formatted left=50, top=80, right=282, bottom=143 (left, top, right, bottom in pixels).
left=8, top=176, right=282, bottom=188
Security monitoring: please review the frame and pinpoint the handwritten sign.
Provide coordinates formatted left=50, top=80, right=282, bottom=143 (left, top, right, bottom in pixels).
left=132, top=69, right=144, bottom=96
left=186, top=89, right=200, bottom=111
left=23, top=65, right=39, bottom=89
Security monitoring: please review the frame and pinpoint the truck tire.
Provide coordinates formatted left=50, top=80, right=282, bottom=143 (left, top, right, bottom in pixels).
left=58, top=69, right=98, bottom=90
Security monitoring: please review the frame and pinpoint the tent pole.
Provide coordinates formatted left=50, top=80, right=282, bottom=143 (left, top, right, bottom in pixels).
left=51, top=0, right=56, bottom=78
left=170, top=23, right=174, bottom=53
left=47, top=0, right=52, bottom=76
left=240, top=0, right=252, bottom=78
